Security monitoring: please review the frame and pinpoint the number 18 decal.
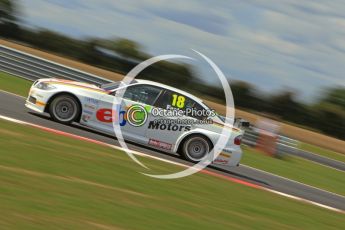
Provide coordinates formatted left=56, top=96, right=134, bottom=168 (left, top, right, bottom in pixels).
left=172, top=94, right=185, bottom=108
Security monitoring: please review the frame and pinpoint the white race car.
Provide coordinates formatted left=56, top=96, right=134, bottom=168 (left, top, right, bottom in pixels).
left=25, top=78, right=243, bottom=166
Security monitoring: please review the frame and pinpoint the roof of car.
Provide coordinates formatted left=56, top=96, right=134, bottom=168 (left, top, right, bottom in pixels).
left=135, top=79, right=203, bottom=103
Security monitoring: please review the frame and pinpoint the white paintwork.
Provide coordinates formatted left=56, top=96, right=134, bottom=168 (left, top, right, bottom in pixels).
left=25, top=78, right=243, bottom=166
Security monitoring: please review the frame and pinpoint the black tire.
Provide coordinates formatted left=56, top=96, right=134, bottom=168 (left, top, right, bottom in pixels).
left=181, top=135, right=212, bottom=163
left=49, top=94, right=80, bottom=124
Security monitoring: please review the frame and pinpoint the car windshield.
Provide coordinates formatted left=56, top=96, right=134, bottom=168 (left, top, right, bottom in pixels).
left=101, top=80, right=137, bottom=91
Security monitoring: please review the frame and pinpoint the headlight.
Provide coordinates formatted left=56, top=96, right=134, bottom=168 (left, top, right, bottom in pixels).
left=35, top=82, right=56, bottom=90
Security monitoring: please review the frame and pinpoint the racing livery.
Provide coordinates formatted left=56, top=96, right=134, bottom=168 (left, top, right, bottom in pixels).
left=25, top=78, right=243, bottom=166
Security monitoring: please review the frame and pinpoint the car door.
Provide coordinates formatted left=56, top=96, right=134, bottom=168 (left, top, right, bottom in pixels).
left=145, top=90, right=203, bottom=151
left=95, top=84, right=163, bottom=144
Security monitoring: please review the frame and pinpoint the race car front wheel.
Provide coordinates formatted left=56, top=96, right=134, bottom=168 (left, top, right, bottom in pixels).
left=181, top=135, right=212, bottom=163
left=49, top=95, right=80, bottom=124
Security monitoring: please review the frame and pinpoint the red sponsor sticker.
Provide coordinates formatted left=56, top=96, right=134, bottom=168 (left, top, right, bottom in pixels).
left=96, top=108, right=114, bottom=122
left=148, top=139, right=172, bottom=150
left=213, top=158, right=229, bottom=165
left=96, top=108, right=127, bottom=126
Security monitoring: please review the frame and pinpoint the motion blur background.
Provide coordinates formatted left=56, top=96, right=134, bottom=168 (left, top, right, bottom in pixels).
left=1, top=0, right=345, bottom=140
left=1, top=2, right=345, bottom=228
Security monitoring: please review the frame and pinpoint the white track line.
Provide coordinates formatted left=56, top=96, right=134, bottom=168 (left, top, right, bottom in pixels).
left=0, top=89, right=26, bottom=99
left=263, top=187, right=343, bottom=213
left=302, top=148, right=345, bottom=165
left=0, top=113, right=344, bottom=214
left=296, top=158, right=344, bottom=173
left=241, top=164, right=345, bottom=199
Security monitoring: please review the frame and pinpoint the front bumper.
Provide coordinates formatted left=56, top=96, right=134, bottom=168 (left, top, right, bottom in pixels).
left=25, top=88, right=50, bottom=113
left=25, top=100, right=45, bottom=113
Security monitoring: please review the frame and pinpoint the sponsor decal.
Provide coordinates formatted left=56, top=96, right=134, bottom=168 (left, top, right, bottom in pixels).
left=126, top=104, right=148, bottom=127
left=213, top=158, right=230, bottom=165
left=83, top=110, right=93, bottom=115
left=96, top=108, right=127, bottom=126
left=84, top=104, right=96, bottom=110
left=214, top=152, right=231, bottom=165
left=148, top=139, right=172, bottom=150
left=85, top=97, right=100, bottom=105
left=96, top=105, right=151, bottom=127
left=84, top=98, right=99, bottom=111
left=148, top=121, right=191, bottom=132
left=219, top=153, right=231, bottom=158
left=222, top=149, right=233, bottom=154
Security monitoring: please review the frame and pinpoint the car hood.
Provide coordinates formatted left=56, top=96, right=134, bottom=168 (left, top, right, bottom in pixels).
left=40, top=78, right=104, bottom=90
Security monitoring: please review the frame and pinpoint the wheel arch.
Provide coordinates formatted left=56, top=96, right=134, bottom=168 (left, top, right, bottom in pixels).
left=45, top=92, right=83, bottom=122
left=175, top=132, right=214, bottom=154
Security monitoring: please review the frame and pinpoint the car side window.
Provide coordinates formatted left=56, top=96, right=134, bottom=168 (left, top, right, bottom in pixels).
left=154, top=90, right=206, bottom=120
left=119, top=84, right=162, bottom=105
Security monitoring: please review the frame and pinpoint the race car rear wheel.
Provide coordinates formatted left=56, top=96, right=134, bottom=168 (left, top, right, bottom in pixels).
left=49, top=95, right=80, bottom=124
left=181, top=135, right=212, bottom=163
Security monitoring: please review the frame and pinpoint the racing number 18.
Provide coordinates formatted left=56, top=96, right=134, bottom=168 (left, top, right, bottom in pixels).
left=172, top=94, right=185, bottom=108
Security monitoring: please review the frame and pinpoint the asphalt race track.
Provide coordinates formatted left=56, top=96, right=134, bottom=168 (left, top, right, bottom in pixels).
left=1, top=91, right=344, bottom=211
left=289, top=149, right=345, bottom=172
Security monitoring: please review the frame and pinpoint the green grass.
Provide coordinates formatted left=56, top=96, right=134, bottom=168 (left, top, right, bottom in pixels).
left=0, top=72, right=32, bottom=97
left=242, top=146, right=345, bottom=196
left=299, top=142, right=345, bottom=163
left=0, top=119, right=344, bottom=229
